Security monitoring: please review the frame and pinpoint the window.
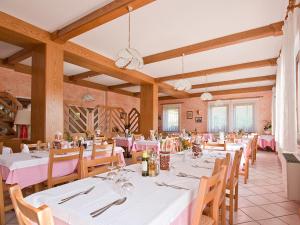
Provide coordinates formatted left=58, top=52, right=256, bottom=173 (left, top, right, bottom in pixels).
left=209, top=105, right=228, bottom=132
left=233, top=104, right=255, bottom=132
left=162, top=104, right=180, bottom=132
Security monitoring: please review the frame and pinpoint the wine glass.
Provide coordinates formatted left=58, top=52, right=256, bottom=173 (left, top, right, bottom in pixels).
left=106, top=161, right=118, bottom=181
left=120, top=182, right=134, bottom=197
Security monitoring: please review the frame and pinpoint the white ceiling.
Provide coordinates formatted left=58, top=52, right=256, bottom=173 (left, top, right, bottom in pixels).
left=0, top=0, right=288, bottom=95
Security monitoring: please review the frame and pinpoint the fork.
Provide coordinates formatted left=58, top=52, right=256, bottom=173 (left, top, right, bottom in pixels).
left=177, top=172, right=200, bottom=179
left=58, top=186, right=95, bottom=204
left=155, top=182, right=189, bottom=190
left=192, top=165, right=211, bottom=169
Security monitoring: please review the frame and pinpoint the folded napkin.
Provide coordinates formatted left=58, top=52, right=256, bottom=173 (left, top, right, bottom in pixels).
left=2, top=147, right=12, bottom=155
left=22, top=144, right=30, bottom=153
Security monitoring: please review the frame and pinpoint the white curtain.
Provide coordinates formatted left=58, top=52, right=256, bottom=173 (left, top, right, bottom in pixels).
left=275, top=6, right=300, bottom=152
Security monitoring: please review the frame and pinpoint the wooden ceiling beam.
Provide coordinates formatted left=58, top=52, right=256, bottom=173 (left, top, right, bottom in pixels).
left=156, top=58, right=277, bottom=82
left=4, top=48, right=32, bottom=65
left=109, top=83, right=137, bottom=89
left=159, top=85, right=274, bottom=100
left=157, top=82, right=190, bottom=99
left=143, top=21, right=283, bottom=64
left=68, top=70, right=102, bottom=81
left=51, top=0, right=155, bottom=43
left=191, top=74, right=276, bottom=89
left=0, top=11, right=189, bottom=99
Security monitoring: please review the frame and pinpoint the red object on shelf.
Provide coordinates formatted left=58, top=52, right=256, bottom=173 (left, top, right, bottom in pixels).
left=19, top=125, right=28, bottom=139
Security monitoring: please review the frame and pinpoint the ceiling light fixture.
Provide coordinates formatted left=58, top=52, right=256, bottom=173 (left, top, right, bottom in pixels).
left=115, top=6, right=143, bottom=70
left=200, top=75, right=213, bottom=101
left=174, top=54, right=192, bottom=91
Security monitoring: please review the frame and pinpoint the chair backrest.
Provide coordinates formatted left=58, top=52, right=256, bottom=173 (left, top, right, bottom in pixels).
left=205, top=142, right=227, bottom=151
left=192, top=166, right=227, bottom=225
left=9, top=185, right=54, bottom=225
left=93, top=136, right=106, bottom=145
left=132, top=151, right=143, bottom=164
left=0, top=142, right=3, bottom=154
left=133, top=134, right=142, bottom=140
left=91, top=143, right=114, bottom=159
left=212, top=153, right=230, bottom=176
left=251, top=135, right=258, bottom=155
left=228, top=149, right=243, bottom=186
left=20, top=141, right=49, bottom=151
left=47, top=147, right=84, bottom=188
left=81, top=155, right=119, bottom=178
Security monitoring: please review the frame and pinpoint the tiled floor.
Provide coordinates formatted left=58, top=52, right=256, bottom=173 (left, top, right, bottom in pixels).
left=227, top=151, right=300, bottom=225
left=4, top=151, right=300, bottom=225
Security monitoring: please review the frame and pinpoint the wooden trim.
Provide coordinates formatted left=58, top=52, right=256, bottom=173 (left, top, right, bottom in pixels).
left=158, top=86, right=273, bottom=100
left=143, top=22, right=283, bottom=64
left=51, top=0, right=155, bottom=43
left=207, top=96, right=263, bottom=101
left=156, top=58, right=277, bottom=82
left=69, top=71, right=101, bottom=81
left=191, top=75, right=276, bottom=89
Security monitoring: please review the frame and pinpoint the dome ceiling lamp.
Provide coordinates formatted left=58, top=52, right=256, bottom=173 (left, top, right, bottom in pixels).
left=200, top=75, right=213, bottom=101
left=174, top=54, right=192, bottom=91
left=115, top=6, right=143, bottom=70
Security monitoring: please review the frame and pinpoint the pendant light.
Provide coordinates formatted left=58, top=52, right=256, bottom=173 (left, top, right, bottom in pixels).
left=174, top=54, right=192, bottom=91
left=200, top=75, right=213, bottom=101
left=115, top=6, right=143, bottom=70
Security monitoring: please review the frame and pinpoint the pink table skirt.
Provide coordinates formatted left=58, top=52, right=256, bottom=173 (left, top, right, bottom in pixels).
left=258, top=136, right=276, bottom=151
left=115, top=138, right=133, bottom=149
left=202, top=133, right=215, bottom=142
left=131, top=142, right=160, bottom=153
left=0, top=152, right=125, bottom=189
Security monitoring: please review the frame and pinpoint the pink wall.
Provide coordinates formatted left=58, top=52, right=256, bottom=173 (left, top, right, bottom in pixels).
left=0, top=67, right=140, bottom=113
left=158, top=91, right=273, bottom=134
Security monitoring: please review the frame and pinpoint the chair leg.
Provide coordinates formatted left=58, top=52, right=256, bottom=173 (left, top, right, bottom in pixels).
left=229, top=189, right=234, bottom=225
left=244, top=159, right=249, bottom=184
left=221, top=199, right=226, bottom=225
left=234, top=184, right=239, bottom=212
left=0, top=183, right=5, bottom=225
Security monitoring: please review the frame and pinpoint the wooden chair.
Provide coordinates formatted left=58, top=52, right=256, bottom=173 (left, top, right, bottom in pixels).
left=47, top=147, right=84, bottom=188
left=239, top=144, right=250, bottom=184
left=92, top=143, right=114, bottom=159
left=251, top=135, right=258, bottom=164
left=204, top=142, right=227, bottom=151
left=81, top=155, right=119, bottom=178
left=131, top=151, right=143, bottom=164
left=211, top=153, right=231, bottom=225
left=93, top=136, right=106, bottom=145
left=0, top=173, right=13, bottom=225
left=192, top=166, right=227, bottom=225
left=9, top=185, right=54, bottom=225
left=226, top=149, right=243, bottom=225
left=0, top=142, right=3, bottom=154
left=133, top=134, right=142, bottom=140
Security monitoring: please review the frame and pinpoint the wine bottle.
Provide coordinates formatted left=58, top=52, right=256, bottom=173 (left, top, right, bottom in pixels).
left=142, top=151, right=149, bottom=176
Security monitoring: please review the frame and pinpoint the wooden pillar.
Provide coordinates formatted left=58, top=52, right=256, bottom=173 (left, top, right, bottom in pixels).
left=140, top=83, right=158, bottom=137
left=31, top=43, right=64, bottom=142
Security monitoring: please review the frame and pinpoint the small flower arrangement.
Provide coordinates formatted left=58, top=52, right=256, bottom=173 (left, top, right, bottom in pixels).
left=263, top=120, right=272, bottom=131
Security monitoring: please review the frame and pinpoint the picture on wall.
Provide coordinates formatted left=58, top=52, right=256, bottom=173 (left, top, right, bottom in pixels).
left=186, top=111, right=193, bottom=119
left=195, top=116, right=202, bottom=123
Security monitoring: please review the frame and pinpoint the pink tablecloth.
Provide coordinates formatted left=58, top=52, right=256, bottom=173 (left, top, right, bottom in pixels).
left=258, top=135, right=276, bottom=151
left=0, top=151, right=125, bottom=189
left=115, top=137, right=133, bottom=149
left=131, top=140, right=160, bottom=153
left=202, top=133, right=215, bottom=142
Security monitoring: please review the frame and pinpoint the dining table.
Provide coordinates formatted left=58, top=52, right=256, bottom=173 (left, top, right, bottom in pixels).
left=258, top=135, right=276, bottom=152
left=0, top=145, right=125, bottom=189
left=24, top=151, right=224, bottom=225
left=131, top=140, right=160, bottom=153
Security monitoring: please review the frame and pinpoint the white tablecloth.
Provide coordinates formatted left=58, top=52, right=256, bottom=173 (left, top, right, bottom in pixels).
left=0, top=147, right=124, bottom=171
left=25, top=152, right=218, bottom=225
